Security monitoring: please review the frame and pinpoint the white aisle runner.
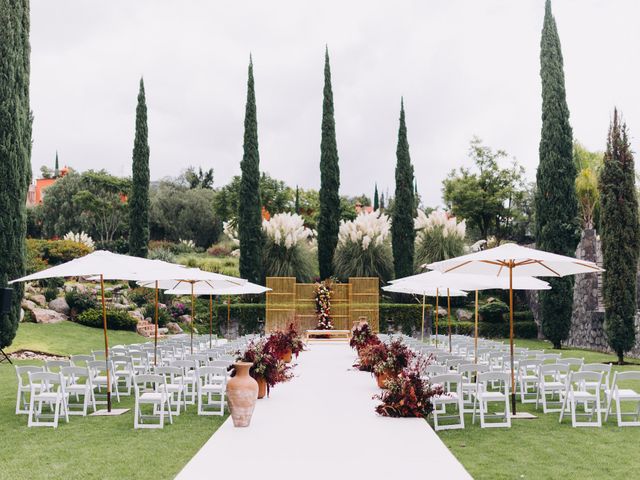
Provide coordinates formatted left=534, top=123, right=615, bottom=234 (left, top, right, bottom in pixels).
left=176, top=342, right=471, bottom=480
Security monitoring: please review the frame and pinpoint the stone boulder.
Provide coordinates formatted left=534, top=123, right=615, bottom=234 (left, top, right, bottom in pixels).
left=435, top=306, right=447, bottom=318
left=28, top=293, right=47, bottom=307
left=166, top=322, right=183, bottom=334
left=48, top=297, right=70, bottom=316
left=158, top=327, right=169, bottom=335
left=456, top=309, right=473, bottom=321
left=21, top=298, right=37, bottom=313
left=32, top=308, right=67, bottom=324
left=130, top=310, right=145, bottom=322
left=179, top=314, right=192, bottom=324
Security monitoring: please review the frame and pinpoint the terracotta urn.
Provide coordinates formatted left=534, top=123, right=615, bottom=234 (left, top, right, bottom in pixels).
left=282, top=348, right=293, bottom=363
left=256, top=377, right=267, bottom=399
left=227, top=362, right=259, bottom=427
left=375, top=371, right=390, bottom=389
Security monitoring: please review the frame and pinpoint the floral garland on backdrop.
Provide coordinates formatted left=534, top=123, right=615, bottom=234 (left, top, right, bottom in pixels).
left=314, top=280, right=334, bottom=330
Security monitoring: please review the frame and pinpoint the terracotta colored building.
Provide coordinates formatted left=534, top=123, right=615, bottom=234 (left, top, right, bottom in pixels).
left=27, top=166, right=70, bottom=206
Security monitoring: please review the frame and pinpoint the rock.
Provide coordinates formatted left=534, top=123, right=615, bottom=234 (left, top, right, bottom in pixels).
left=32, top=308, right=67, bottom=324
left=111, top=303, right=129, bottom=310
left=20, top=308, right=24, bottom=322
left=28, top=294, right=47, bottom=307
left=166, top=322, right=183, bottom=334
left=21, top=298, right=37, bottom=313
left=435, top=307, right=447, bottom=318
left=158, top=327, right=169, bottom=335
left=48, top=297, right=70, bottom=315
left=456, top=309, right=473, bottom=321
left=179, top=314, right=192, bottom=324
left=130, top=310, right=145, bottom=322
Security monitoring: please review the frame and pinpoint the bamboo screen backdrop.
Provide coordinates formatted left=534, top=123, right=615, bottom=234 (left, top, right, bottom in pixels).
left=265, top=277, right=379, bottom=333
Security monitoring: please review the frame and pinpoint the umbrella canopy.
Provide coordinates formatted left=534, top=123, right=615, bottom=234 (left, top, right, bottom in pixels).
left=426, top=243, right=602, bottom=277
left=382, top=283, right=467, bottom=297
left=137, top=268, right=246, bottom=290
left=163, top=282, right=269, bottom=296
left=391, top=269, right=552, bottom=291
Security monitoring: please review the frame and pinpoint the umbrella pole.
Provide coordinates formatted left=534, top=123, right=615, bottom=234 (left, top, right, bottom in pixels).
left=100, top=274, right=111, bottom=412
left=209, top=294, right=213, bottom=349
left=447, top=288, right=452, bottom=353
left=420, top=293, right=426, bottom=343
left=227, top=296, right=231, bottom=338
left=435, top=290, right=439, bottom=348
left=474, top=289, right=479, bottom=364
left=509, top=261, right=517, bottom=415
left=190, top=282, right=195, bottom=354
left=154, top=281, right=159, bottom=367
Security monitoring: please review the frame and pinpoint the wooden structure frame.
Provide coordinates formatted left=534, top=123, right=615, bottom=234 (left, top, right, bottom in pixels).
left=265, top=277, right=379, bottom=333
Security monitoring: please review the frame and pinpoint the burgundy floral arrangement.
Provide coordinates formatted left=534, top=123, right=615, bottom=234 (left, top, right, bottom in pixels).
left=357, top=342, right=389, bottom=373
left=372, top=338, right=414, bottom=376
left=265, top=323, right=305, bottom=359
left=350, top=322, right=380, bottom=352
left=374, top=363, right=445, bottom=418
left=314, top=280, right=334, bottom=330
left=234, top=340, right=293, bottom=395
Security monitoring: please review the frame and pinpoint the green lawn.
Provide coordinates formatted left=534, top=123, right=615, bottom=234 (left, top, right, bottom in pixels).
left=1, top=322, right=226, bottom=480
left=438, top=339, right=640, bottom=480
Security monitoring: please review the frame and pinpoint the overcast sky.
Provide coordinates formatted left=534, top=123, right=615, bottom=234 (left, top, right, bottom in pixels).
left=29, top=0, right=640, bottom=207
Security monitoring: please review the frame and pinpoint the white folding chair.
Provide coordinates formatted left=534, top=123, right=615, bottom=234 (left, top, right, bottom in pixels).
left=430, top=373, right=465, bottom=431
left=45, top=359, right=72, bottom=373
left=112, top=356, right=135, bottom=396
left=536, top=364, right=569, bottom=413
left=133, top=374, right=172, bottom=429
left=459, top=363, right=490, bottom=413
left=195, top=366, right=227, bottom=416
left=61, top=366, right=96, bottom=416
left=605, top=371, right=640, bottom=427
left=559, top=371, right=603, bottom=427
left=87, top=360, right=120, bottom=404
left=172, top=359, right=198, bottom=405
left=15, top=366, right=44, bottom=414
left=70, top=354, right=94, bottom=367
left=473, top=371, right=511, bottom=428
left=27, top=371, right=69, bottom=428
left=155, top=366, right=186, bottom=415
left=518, top=359, right=542, bottom=404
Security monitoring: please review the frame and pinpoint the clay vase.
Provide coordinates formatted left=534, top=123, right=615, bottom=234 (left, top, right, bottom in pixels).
left=256, top=377, right=267, bottom=399
left=227, top=362, right=259, bottom=427
left=375, top=371, right=390, bottom=389
left=282, top=348, right=293, bottom=364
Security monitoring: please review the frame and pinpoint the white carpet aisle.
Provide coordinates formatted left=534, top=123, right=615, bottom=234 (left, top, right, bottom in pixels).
left=176, top=342, right=471, bottom=480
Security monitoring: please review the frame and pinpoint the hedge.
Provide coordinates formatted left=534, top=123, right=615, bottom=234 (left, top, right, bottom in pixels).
left=76, top=308, right=137, bottom=331
left=26, top=239, right=91, bottom=273
left=451, top=321, right=538, bottom=339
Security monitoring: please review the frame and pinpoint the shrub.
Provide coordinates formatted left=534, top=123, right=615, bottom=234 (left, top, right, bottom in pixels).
left=141, top=303, right=172, bottom=327
left=128, top=287, right=155, bottom=308
left=148, top=247, right=176, bottom=263
left=76, top=308, right=137, bottom=331
left=44, top=287, right=58, bottom=303
left=414, top=209, right=466, bottom=269
left=95, top=237, right=129, bottom=254
left=65, top=289, right=98, bottom=317
left=513, top=311, right=534, bottom=322
left=451, top=321, right=538, bottom=339
left=379, top=304, right=433, bottom=335
left=478, top=300, right=509, bottom=323
left=26, top=238, right=91, bottom=270
left=207, top=244, right=232, bottom=257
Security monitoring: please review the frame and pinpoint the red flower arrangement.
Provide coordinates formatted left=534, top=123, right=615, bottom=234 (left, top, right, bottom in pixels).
left=265, top=323, right=305, bottom=359
left=350, top=322, right=380, bottom=352
left=314, top=280, right=334, bottom=330
left=374, top=362, right=445, bottom=418
left=372, top=338, right=414, bottom=376
left=234, top=340, right=293, bottom=396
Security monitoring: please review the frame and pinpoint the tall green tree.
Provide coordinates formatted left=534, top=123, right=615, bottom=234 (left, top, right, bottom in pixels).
left=129, top=78, right=150, bottom=257
left=238, top=57, right=263, bottom=284
left=600, top=110, right=639, bottom=364
left=373, top=183, right=379, bottom=211
left=294, top=185, right=300, bottom=214
left=0, top=1, right=31, bottom=349
left=54, top=151, right=59, bottom=177
left=535, top=0, right=579, bottom=348
left=391, top=99, right=415, bottom=278
left=317, top=47, right=341, bottom=280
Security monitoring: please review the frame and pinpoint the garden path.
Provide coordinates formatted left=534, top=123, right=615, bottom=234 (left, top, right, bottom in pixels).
left=176, top=342, right=471, bottom=480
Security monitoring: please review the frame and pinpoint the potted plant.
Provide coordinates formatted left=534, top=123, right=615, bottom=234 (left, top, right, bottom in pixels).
left=350, top=321, right=380, bottom=356
left=234, top=340, right=293, bottom=398
left=369, top=338, right=414, bottom=389
left=265, top=323, right=305, bottom=363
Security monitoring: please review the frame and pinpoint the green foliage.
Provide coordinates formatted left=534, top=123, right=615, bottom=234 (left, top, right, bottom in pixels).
left=149, top=182, right=222, bottom=248
left=391, top=100, right=415, bottom=279
left=26, top=205, right=44, bottom=238
left=333, top=240, right=393, bottom=283
left=76, top=308, right=137, bottom=331
left=443, top=138, right=527, bottom=242
left=44, top=286, right=58, bottom=303
left=148, top=247, right=176, bottom=263
left=25, top=239, right=91, bottom=275
left=452, top=321, right=538, bottom=339
left=141, top=303, right=171, bottom=327
left=414, top=211, right=466, bottom=269
left=263, top=240, right=316, bottom=282
left=129, top=78, right=150, bottom=258
left=318, top=48, right=341, bottom=280
left=600, top=110, right=640, bottom=363
left=238, top=58, right=264, bottom=284
left=65, top=289, right=98, bottom=317
left=95, top=237, right=129, bottom=254
left=176, top=254, right=239, bottom=277
left=373, top=183, right=379, bottom=211
left=478, top=300, right=509, bottom=323
left=536, top=1, right=580, bottom=349
left=574, top=141, right=603, bottom=229
left=41, top=170, right=131, bottom=242
left=0, top=1, right=31, bottom=349
left=183, top=166, right=214, bottom=189
left=379, top=304, right=431, bottom=335
left=127, top=287, right=155, bottom=308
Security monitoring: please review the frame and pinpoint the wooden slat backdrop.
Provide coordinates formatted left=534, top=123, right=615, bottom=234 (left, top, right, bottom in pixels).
left=265, top=277, right=379, bottom=333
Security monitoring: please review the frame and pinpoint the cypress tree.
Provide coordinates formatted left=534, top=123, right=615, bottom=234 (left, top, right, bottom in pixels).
left=0, top=1, right=31, bottom=350
left=54, top=151, right=59, bottom=177
left=600, top=110, right=639, bottom=364
left=128, top=78, right=150, bottom=258
left=238, top=56, right=263, bottom=284
left=380, top=193, right=385, bottom=211
left=391, top=99, right=415, bottom=279
left=535, top=0, right=579, bottom=348
left=373, top=183, right=379, bottom=211
left=295, top=185, right=300, bottom=214
left=318, top=47, right=341, bottom=280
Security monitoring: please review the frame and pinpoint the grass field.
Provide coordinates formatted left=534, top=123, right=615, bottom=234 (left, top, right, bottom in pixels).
left=438, top=339, right=640, bottom=480
left=1, top=321, right=225, bottom=480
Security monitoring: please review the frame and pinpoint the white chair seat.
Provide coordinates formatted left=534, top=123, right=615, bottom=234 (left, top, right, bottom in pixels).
left=139, top=392, right=165, bottom=403
left=572, top=391, right=597, bottom=401
left=542, top=381, right=564, bottom=389
left=614, top=389, right=640, bottom=400
left=478, top=392, right=505, bottom=401
left=201, top=385, right=224, bottom=394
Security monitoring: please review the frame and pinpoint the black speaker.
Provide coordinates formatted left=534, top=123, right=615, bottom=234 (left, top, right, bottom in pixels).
left=1, top=288, right=13, bottom=314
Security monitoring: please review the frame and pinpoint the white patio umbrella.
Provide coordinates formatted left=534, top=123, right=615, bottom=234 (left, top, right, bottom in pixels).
left=383, top=283, right=467, bottom=343
left=10, top=250, right=190, bottom=411
left=427, top=243, right=603, bottom=414
left=164, top=282, right=270, bottom=347
left=137, top=269, right=247, bottom=354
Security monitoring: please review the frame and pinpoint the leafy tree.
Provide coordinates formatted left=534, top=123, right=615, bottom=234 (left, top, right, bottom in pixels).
left=600, top=110, right=639, bottom=364
left=373, top=183, right=379, bottom=211
left=391, top=99, right=415, bottom=279
left=318, top=47, right=341, bottom=280
left=0, top=0, right=31, bottom=350
left=40, top=165, right=53, bottom=179
left=129, top=78, right=150, bottom=257
left=183, top=166, right=214, bottom=189
left=443, top=137, right=526, bottom=242
left=574, top=141, right=603, bottom=229
left=41, top=170, right=131, bottom=242
left=535, top=0, right=580, bottom=348
left=238, top=57, right=263, bottom=284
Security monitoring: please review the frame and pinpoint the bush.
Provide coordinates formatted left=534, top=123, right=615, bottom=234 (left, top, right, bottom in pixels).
left=141, top=303, right=172, bottom=327
left=207, top=244, right=232, bottom=257
left=95, top=237, right=129, bottom=254
left=128, top=287, right=155, bottom=308
left=65, top=289, right=98, bottom=317
left=76, top=308, right=137, bottom=331
left=44, top=287, right=58, bottom=302
left=452, top=321, right=538, bottom=339
left=148, top=247, right=176, bottom=263
left=478, top=300, right=509, bottom=323
left=26, top=238, right=91, bottom=272
left=513, top=311, right=534, bottom=322
left=379, top=304, right=432, bottom=335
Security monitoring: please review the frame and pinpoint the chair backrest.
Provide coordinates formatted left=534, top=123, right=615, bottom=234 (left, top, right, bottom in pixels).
left=519, top=359, right=543, bottom=375
left=134, top=374, right=164, bottom=393
left=538, top=353, right=562, bottom=363
left=45, top=359, right=72, bottom=372
left=92, top=350, right=106, bottom=359
left=197, top=366, right=227, bottom=383
left=431, top=373, right=464, bottom=393
left=70, top=354, right=94, bottom=366
left=154, top=365, right=182, bottom=381
left=581, top=363, right=612, bottom=387
left=423, top=364, right=447, bottom=376
left=87, top=359, right=112, bottom=375
left=113, top=355, right=133, bottom=368
left=15, top=365, right=44, bottom=387
left=28, top=371, right=64, bottom=393
left=539, top=363, right=568, bottom=380
left=568, top=370, right=602, bottom=392
left=612, top=370, right=640, bottom=386
left=60, top=366, right=91, bottom=385
left=557, top=357, right=584, bottom=369
left=477, top=371, right=511, bottom=394
left=458, top=363, right=490, bottom=380
left=172, top=359, right=197, bottom=373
